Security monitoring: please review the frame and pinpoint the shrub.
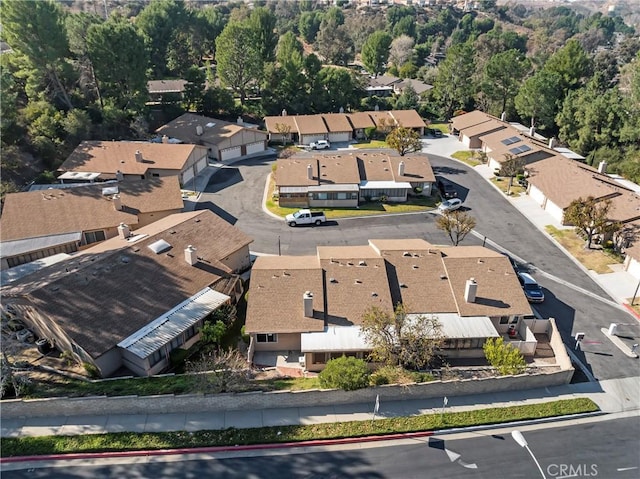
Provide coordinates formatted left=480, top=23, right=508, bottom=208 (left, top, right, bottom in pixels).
left=60, top=350, right=76, bottom=367
left=364, top=126, right=377, bottom=140
left=483, top=337, right=526, bottom=375
left=82, top=362, right=101, bottom=379
left=319, top=356, right=370, bottom=391
left=169, top=348, right=189, bottom=368
left=413, top=186, right=423, bottom=194
left=370, top=365, right=413, bottom=386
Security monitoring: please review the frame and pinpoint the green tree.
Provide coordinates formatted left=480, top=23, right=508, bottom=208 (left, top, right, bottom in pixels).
left=215, top=22, right=263, bottom=104
left=435, top=210, right=476, bottom=246
left=299, top=11, right=322, bottom=44
left=386, top=126, right=422, bottom=156
left=395, top=85, right=420, bottom=111
left=1, top=0, right=74, bottom=109
left=315, top=23, right=355, bottom=66
left=434, top=42, right=476, bottom=118
left=564, top=197, right=619, bottom=249
left=483, top=337, right=526, bottom=376
left=482, top=49, right=530, bottom=116
left=183, top=66, right=206, bottom=112
left=66, top=12, right=104, bottom=107
left=199, top=320, right=227, bottom=345
left=318, top=356, right=370, bottom=391
left=318, top=67, right=364, bottom=112
left=515, top=69, right=563, bottom=130
left=543, top=39, right=591, bottom=93
left=360, top=304, right=444, bottom=370
left=202, top=86, right=237, bottom=118
left=135, top=0, right=190, bottom=76
left=361, top=31, right=392, bottom=77
left=87, top=18, right=148, bottom=112
left=248, top=7, right=278, bottom=64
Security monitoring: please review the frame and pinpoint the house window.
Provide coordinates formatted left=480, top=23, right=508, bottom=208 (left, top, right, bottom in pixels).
left=256, top=333, right=277, bottom=343
left=499, top=316, right=509, bottom=325
left=337, top=192, right=347, bottom=200
left=152, top=173, right=160, bottom=177
left=312, top=353, right=326, bottom=364
left=84, top=230, right=106, bottom=245
left=149, top=349, right=164, bottom=366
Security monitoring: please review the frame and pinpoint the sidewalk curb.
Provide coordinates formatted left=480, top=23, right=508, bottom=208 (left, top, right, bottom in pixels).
left=0, top=411, right=606, bottom=465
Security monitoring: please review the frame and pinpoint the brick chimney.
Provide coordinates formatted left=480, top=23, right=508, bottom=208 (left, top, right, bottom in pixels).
left=464, top=278, right=477, bottom=303
left=303, top=291, right=313, bottom=318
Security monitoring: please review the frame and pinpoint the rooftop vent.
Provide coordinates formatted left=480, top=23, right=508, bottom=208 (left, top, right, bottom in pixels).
left=440, top=274, right=447, bottom=280
left=112, top=194, right=122, bottom=211
left=400, top=283, right=408, bottom=288
left=358, top=260, right=367, bottom=266
left=303, top=291, right=313, bottom=318
left=329, top=277, right=338, bottom=283
left=135, top=150, right=143, bottom=162
left=102, top=186, right=119, bottom=196
left=116, top=170, right=124, bottom=181
left=184, top=245, right=198, bottom=265
left=196, top=125, right=203, bottom=136
left=307, top=164, right=313, bottom=180
left=398, top=161, right=405, bottom=176
left=412, top=265, right=419, bottom=269
left=162, top=135, right=169, bottom=144
left=371, top=292, right=378, bottom=297
left=148, top=239, right=171, bottom=254
left=354, top=279, right=362, bottom=284
left=403, top=251, right=411, bottom=257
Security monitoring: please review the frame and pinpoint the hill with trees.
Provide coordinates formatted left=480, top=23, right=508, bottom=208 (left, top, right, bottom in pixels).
left=1, top=0, right=638, bottom=198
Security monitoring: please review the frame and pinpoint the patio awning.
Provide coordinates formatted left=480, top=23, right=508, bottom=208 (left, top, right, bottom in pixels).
left=301, top=326, right=370, bottom=352
left=118, top=287, right=230, bottom=359
left=407, top=313, right=499, bottom=339
left=359, top=181, right=412, bottom=190
left=279, top=186, right=308, bottom=194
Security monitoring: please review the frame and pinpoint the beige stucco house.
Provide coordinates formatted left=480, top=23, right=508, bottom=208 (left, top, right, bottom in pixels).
left=245, top=239, right=536, bottom=372
left=0, top=177, right=184, bottom=269
left=2, top=210, right=253, bottom=377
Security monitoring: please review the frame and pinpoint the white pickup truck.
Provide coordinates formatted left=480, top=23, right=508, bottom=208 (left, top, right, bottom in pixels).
left=285, top=209, right=327, bottom=226
left=308, top=139, right=330, bottom=150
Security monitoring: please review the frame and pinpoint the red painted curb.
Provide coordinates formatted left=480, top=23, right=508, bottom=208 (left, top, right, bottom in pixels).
left=623, top=303, right=640, bottom=322
left=0, top=431, right=434, bottom=464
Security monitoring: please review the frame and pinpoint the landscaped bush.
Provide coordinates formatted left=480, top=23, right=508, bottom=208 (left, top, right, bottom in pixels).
left=319, top=356, right=370, bottom=391
left=370, top=365, right=413, bottom=386
left=169, top=348, right=189, bottom=368
left=483, top=337, right=526, bottom=375
left=82, top=362, right=101, bottom=379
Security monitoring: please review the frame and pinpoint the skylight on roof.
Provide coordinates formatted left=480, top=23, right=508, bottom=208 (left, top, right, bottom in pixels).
left=501, top=136, right=521, bottom=145
left=148, top=239, right=171, bottom=254
left=509, top=145, right=532, bottom=155
left=206, top=122, right=216, bottom=127
left=102, top=186, right=119, bottom=196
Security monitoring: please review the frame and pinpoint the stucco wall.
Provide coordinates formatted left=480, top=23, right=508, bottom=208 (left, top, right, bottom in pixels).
left=0, top=369, right=574, bottom=420
left=252, top=332, right=301, bottom=352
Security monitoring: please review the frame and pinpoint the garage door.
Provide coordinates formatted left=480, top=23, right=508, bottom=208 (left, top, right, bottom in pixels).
left=220, top=146, right=242, bottom=162
left=246, top=141, right=265, bottom=155
left=181, top=168, right=194, bottom=185
left=529, top=185, right=546, bottom=207
left=544, top=201, right=565, bottom=224
left=302, top=135, right=325, bottom=145
left=328, top=132, right=350, bottom=143
left=626, top=258, right=640, bottom=279
left=194, top=157, right=207, bottom=174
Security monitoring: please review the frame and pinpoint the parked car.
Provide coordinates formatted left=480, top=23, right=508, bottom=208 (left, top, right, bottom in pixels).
left=427, top=128, right=443, bottom=137
left=286, top=209, right=327, bottom=226
left=436, top=178, right=458, bottom=199
left=437, top=198, right=463, bottom=213
left=517, top=272, right=545, bottom=303
left=309, top=140, right=330, bottom=150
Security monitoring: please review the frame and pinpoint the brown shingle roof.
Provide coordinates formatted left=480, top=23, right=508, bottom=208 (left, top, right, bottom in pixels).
left=450, top=110, right=494, bottom=131
left=3, top=210, right=253, bottom=358
left=156, top=113, right=266, bottom=145
left=525, top=156, right=627, bottom=209
left=346, top=112, right=376, bottom=129
left=460, top=119, right=506, bottom=138
left=147, top=79, right=187, bottom=94
left=275, top=154, right=363, bottom=187
left=390, top=110, right=427, bottom=129
left=245, top=240, right=532, bottom=335
left=264, top=116, right=298, bottom=134
left=58, top=141, right=207, bottom=176
left=321, top=113, right=353, bottom=132
left=245, top=255, right=325, bottom=333
left=0, top=177, right=183, bottom=242
left=294, top=115, right=328, bottom=135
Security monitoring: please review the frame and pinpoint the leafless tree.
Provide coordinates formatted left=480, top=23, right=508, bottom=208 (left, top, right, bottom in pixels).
left=187, top=349, right=253, bottom=394
left=436, top=210, right=477, bottom=246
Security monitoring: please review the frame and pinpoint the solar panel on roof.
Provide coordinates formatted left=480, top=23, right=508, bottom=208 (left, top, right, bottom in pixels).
left=501, top=136, right=521, bottom=145
left=509, top=145, right=532, bottom=155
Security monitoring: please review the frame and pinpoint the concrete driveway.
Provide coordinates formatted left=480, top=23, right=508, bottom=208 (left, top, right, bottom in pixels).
left=196, top=143, right=639, bottom=381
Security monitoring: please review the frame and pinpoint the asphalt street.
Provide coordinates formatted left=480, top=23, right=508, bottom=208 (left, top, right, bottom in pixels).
left=4, top=415, right=637, bottom=478
left=195, top=150, right=638, bottom=380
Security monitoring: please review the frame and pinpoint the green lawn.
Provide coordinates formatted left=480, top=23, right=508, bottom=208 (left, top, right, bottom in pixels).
left=429, top=123, right=450, bottom=134
left=490, top=177, right=526, bottom=196
left=451, top=150, right=483, bottom=167
left=0, top=398, right=598, bottom=457
left=351, top=140, right=389, bottom=149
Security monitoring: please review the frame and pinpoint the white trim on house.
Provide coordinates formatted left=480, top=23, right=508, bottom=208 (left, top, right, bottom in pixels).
left=359, top=181, right=412, bottom=190
left=308, top=184, right=359, bottom=192
left=118, top=287, right=230, bottom=359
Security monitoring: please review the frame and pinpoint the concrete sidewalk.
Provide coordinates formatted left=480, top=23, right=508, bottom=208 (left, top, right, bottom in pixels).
left=2, top=377, right=638, bottom=438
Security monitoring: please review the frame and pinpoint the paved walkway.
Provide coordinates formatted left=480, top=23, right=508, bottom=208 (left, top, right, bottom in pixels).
left=2, top=377, right=638, bottom=438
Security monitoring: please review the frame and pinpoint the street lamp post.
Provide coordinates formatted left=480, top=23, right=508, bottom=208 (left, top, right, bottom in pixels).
left=511, top=430, right=547, bottom=479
